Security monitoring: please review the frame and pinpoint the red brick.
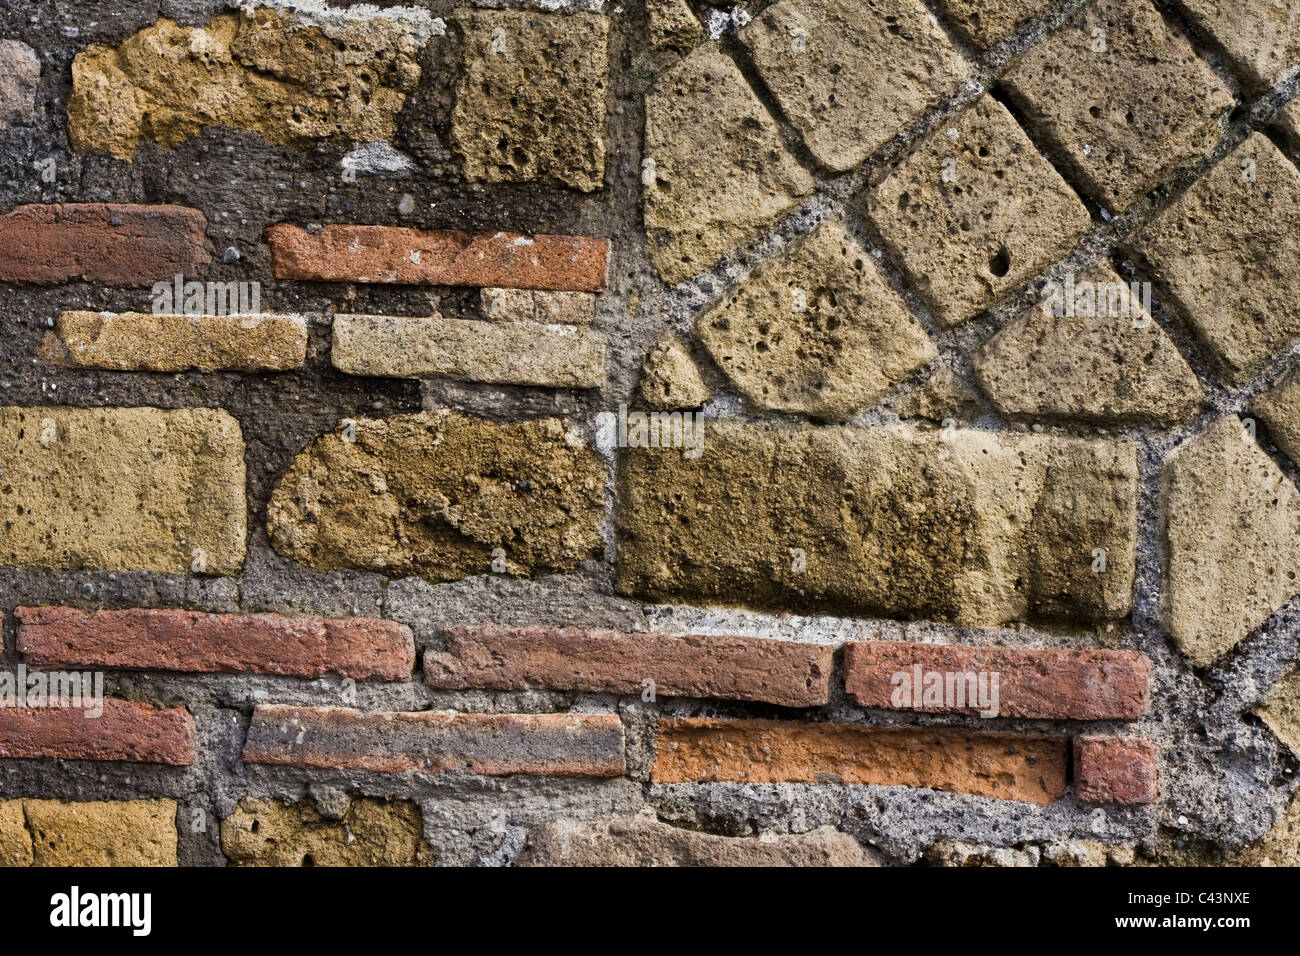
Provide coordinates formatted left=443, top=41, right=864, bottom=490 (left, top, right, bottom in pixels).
left=425, top=625, right=833, bottom=707
left=264, top=225, right=609, bottom=291
left=0, top=699, right=195, bottom=765
left=652, top=718, right=1068, bottom=804
left=843, top=642, right=1150, bottom=719
left=242, top=705, right=626, bottom=777
left=16, top=607, right=415, bottom=681
left=1073, top=736, right=1158, bottom=805
left=0, top=203, right=209, bottom=285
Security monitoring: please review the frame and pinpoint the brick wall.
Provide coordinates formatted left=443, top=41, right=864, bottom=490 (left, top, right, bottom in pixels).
left=0, top=0, right=1297, bottom=867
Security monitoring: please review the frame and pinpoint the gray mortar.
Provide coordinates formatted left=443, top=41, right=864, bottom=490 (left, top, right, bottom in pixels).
left=0, top=0, right=1296, bottom=866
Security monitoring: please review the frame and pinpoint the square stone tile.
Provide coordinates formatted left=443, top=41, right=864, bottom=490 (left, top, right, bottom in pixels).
left=1001, top=0, right=1234, bottom=213
left=933, top=0, right=1055, bottom=51
left=864, top=93, right=1092, bottom=326
left=740, top=0, right=969, bottom=172
left=1128, top=131, right=1300, bottom=385
left=1173, top=0, right=1300, bottom=93
left=643, top=45, right=816, bottom=285
left=451, top=10, right=609, bottom=192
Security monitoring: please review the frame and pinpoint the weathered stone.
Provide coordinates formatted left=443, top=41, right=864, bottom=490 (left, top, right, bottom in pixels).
left=0, top=39, right=39, bottom=124
left=1130, top=133, right=1300, bottom=385
left=926, top=839, right=1136, bottom=866
left=332, top=314, right=605, bottom=387
left=1161, top=415, right=1300, bottom=666
left=243, top=705, right=626, bottom=777
left=1173, top=0, right=1300, bottom=93
left=652, top=718, right=1069, bottom=803
left=1254, top=365, right=1300, bottom=466
left=0, top=801, right=32, bottom=867
left=1258, top=666, right=1300, bottom=757
left=425, top=625, right=833, bottom=706
left=268, top=411, right=605, bottom=581
left=894, top=365, right=983, bottom=423
left=0, top=204, right=209, bottom=287
left=643, top=45, right=815, bottom=285
left=519, top=813, right=877, bottom=866
left=647, top=0, right=703, bottom=51
left=617, top=422, right=1137, bottom=625
left=739, top=0, right=968, bottom=172
left=42, top=312, right=307, bottom=372
left=481, top=288, right=595, bottom=324
left=864, top=94, right=1091, bottom=326
left=22, top=799, right=177, bottom=866
left=451, top=10, right=608, bottom=192
left=933, top=0, right=1055, bottom=50
left=698, top=220, right=935, bottom=420
left=0, top=406, right=246, bottom=574
left=974, top=265, right=1204, bottom=424
left=265, top=225, right=609, bottom=291
left=639, top=333, right=711, bottom=409
left=222, top=798, right=432, bottom=866
left=1001, top=0, right=1233, bottom=213
left=68, top=7, right=437, bottom=159
left=1277, top=96, right=1300, bottom=154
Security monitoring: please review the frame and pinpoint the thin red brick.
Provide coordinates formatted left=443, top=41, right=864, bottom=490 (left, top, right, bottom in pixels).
left=1074, top=736, right=1158, bottom=805
left=0, top=203, right=209, bottom=285
left=242, top=705, right=626, bottom=777
left=264, top=224, right=609, bottom=291
left=425, top=625, right=833, bottom=707
left=843, top=641, right=1150, bottom=719
left=0, top=698, right=195, bottom=765
left=16, top=607, right=415, bottom=681
left=652, top=718, right=1068, bottom=804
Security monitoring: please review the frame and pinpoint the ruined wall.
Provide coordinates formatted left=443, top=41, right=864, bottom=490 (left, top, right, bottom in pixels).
left=0, top=0, right=1299, bottom=866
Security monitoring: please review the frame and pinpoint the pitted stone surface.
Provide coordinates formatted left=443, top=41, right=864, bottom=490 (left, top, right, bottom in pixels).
left=1173, top=0, right=1300, bottom=93
left=1162, top=416, right=1300, bottom=666
left=268, top=411, right=605, bottom=581
left=933, top=0, right=1056, bottom=50
left=698, top=220, right=935, bottom=420
left=643, top=45, right=816, bottom=285
left=68, top=7, right=436, bottom=158
left=739, top=0, right=968, bottom=172
left=222, top=798, right=433, bottom=866
left=865, top=94, right=1092, bottom=326
left=974, top=264, right=1204, bottom=424
left=1130, top=133, right=1300, bottom=386
left=451, top=10, right=609, bottom=192
left=1001, top=0, right=1234, bottom=213
left=617, top=422, right=1137, bottom=625
left=639, top=333, right=711, bottom=409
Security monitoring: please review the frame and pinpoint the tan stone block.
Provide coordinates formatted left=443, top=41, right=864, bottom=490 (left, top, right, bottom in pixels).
left=974, top=264, right=1203, bottom=424
left=864, top=94, right=1091, bottom=326
left=23, top=799, right=177, bottom=867
left=331, top=314, right=606, bottom=388
left=268, top=411, right=605, bottom=581
left=451, top=10, right=609, bottom=191
left=43, top=312, right=307, bottom=372
left=739, top=0, right=968, bottom=172
left=1001, top=0, right=1233, bottom=212
left=0, top=406, right=246, bottom=574
left=222, top=798, right=432, bottom=866
left=698, top=219, right=935, bottom=420
left=643, top=45, right=815, bottom=285
left=1130, top=133, right=1300, bottom=385
left=1161, top=416, right=1300, bottom=665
